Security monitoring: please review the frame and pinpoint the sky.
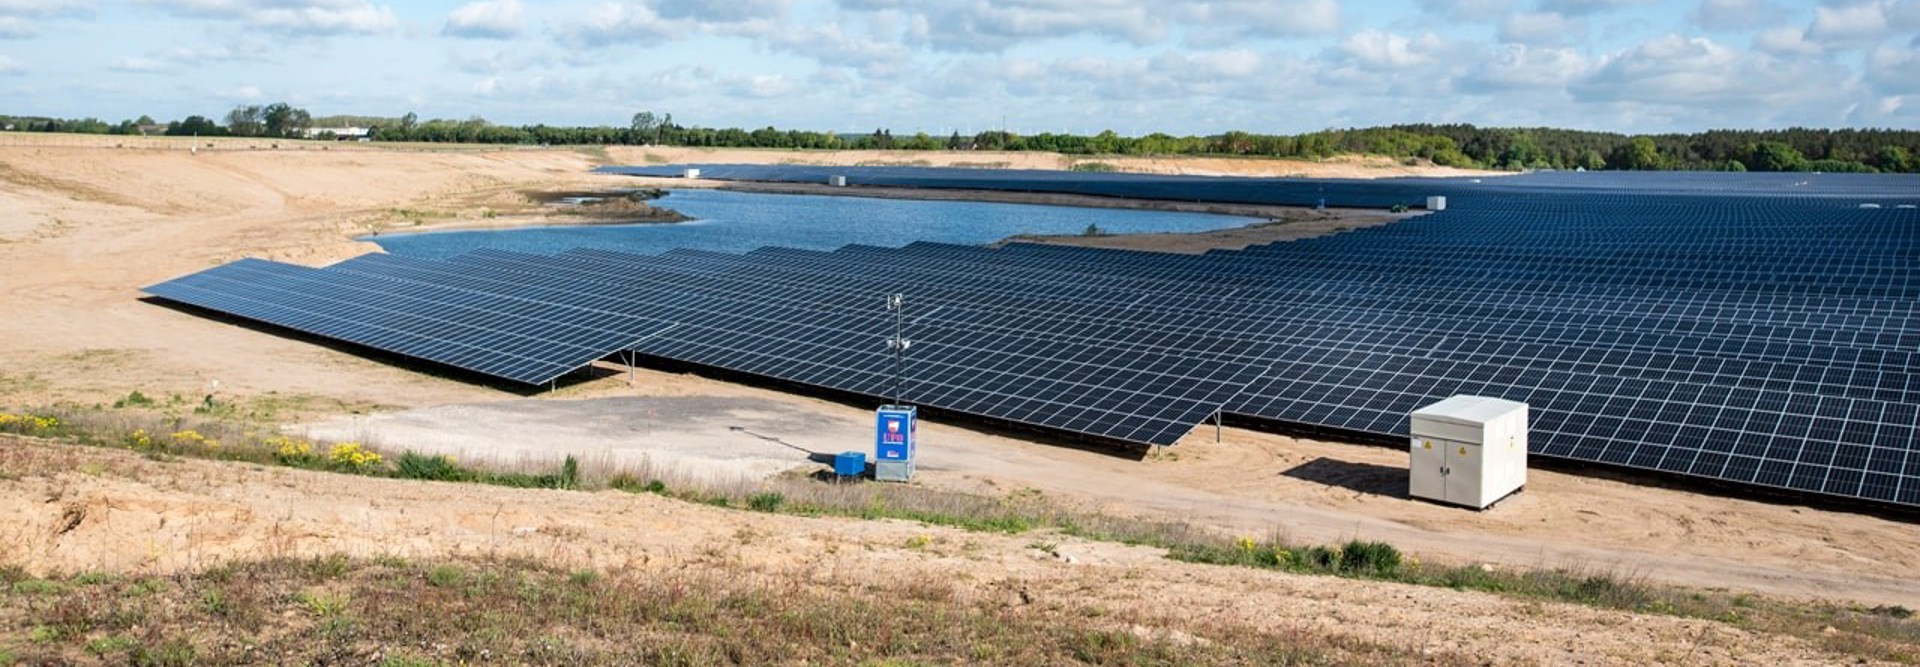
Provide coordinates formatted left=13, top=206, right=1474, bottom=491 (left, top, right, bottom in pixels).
left=0, top=0, right=1917, bottom=136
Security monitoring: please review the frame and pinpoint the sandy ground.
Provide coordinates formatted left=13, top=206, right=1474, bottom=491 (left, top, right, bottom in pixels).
left=1, top=131, right=1916, bottom=642
left=295, top=372, right=1920, bottom=609
left=605, top=145, right=1505, bottom=179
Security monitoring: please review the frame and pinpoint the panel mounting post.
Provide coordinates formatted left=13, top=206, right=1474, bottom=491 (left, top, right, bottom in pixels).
left=885, top=293, right=911, bottom=406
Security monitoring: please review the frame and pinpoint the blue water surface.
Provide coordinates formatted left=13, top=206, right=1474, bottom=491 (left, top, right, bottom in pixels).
left=366, top=189, right=1261, bottom=259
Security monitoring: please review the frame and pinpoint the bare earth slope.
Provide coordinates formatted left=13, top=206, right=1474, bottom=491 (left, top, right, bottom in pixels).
left=0, top=438, right=1884, bottom=666
left=0, top=133, right=1915, bottom=660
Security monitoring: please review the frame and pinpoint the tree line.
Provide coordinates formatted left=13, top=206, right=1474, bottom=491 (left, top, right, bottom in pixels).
left=1, top=103, right=320, bottom=139
left=4, top=107, right=1916, bottom=173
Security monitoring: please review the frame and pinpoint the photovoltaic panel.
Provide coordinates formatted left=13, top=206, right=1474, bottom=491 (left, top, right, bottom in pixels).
left=146, top=169, right=1920, bottom=508
left=142, top=257, right=676, bottom=385
left=317, top=246, right=1265, bottom=446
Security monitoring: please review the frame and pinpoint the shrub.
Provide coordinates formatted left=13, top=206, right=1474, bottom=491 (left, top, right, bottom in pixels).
left=608, top=473, right=654, bottom=493
left=112, top=391, right=154, bottom=408
left=426, top=565, right=465, bottom=588
left=1870, top=605, right=1914, bottom=619
left=1337, top=540, right=1402, bottom=577
left=558, top=455, right=579, bottom=490
left=747, top=492, right=785, bottom=512
left=394, top=452, right=467, bottom=482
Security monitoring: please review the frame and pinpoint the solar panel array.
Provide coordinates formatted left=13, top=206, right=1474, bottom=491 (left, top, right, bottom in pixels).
left=144, top=171, right=1920, bottom=508
left=598, top=163, right=1920, bottom=207
left=143, top=257, right=678, bottom=385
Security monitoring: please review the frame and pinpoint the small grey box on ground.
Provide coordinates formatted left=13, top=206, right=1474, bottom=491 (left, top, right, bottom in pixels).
left=874, top=460, right=913, bottom=482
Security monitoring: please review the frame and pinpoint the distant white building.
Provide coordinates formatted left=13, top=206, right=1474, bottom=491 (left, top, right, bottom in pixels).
left=303, top=126, right=371, bottom=141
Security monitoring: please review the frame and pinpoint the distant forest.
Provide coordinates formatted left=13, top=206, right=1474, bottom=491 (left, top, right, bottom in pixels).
left=4, top=106, right=1918, bottom=173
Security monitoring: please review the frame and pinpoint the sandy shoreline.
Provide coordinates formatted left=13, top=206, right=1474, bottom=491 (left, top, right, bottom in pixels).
left=385, top=175, right=1409, bottom=255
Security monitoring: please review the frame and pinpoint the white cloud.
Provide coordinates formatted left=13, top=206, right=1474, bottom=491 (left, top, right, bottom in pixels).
left=443, top=0, right=522, bottom=39
left=909, top=49, right=1296, bottom=107
left=1336, top=30, right=1445, bottom=71
left=726, top=72, right=800, bottom=98
left=763, top=22, right=911, bottom=71
left=109, top=56, right=167, bottom=72
left=0, top=16, right=34, bottom=37
left=627, top=64, right=719, bottom=98
left=828, top=0, right=1336, bottom=53
left=251, top=2, right=394, bottom=35
left=1170, top=0, right=1341, bottom=45
left=1499, top=12, right=1584, bottom=45
left=472, top=72, right=582, bottom=98
left=1572, top=33, right=1850, bottom=108
left=0, top=0, right=88, bottom=17
left=103, top=41, right=271, bottom=77
left=559, top=2, right=675, bottom=47
left=1185, top=48, right=1264, bottom=78
left=141, top=0, right=242, bottom=17
left=648, top=0, right=787, bottom=23
left=163, top=42, right=269, bottom=64
left=911, top=0, right=1165, bottom=52
left=147, top=0, right=398, bottom=36
left=1688, top=0, right=1789, bottom=30
left=0, top=53, right=21, bottom=74
left=1415, top=0, right=1517, bottom=22
left=449, top=48, right=547, bottom=75
left=1458, top=44, right=1591, bottom=92
left=0, top=0, right=88, bottom=38
left=1754, top=26, right=1822, bottom=54
left=1537, top=0, right=1658, bottom=15
left=1805, top=0, right=1919, bottom=48
left=1866, top=43, right=1920, bottom=94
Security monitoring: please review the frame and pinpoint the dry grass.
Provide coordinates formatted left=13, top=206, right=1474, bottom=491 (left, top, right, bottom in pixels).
left=0, top=554, right=1450, bottom=666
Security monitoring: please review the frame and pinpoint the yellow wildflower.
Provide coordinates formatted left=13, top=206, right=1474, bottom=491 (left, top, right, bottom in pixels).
left=328, top=442, right=384, bottom=472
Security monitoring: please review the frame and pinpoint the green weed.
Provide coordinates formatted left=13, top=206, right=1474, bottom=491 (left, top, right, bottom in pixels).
left=111, top=390, right=154, bottom=409
left=394, top=452, right=468, bottom=482
left=426, top=565, right=465, bottom=588
left=746, top=491, right=785, bottom=512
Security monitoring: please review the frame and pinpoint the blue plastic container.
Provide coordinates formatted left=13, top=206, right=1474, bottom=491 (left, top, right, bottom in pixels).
left=833, top=451, right=866, bottom=478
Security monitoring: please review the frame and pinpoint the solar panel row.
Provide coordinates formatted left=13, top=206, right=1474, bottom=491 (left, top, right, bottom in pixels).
left=597, top=164, right=1920, bottom=208
left=143, top=257, right=677, bottom=385
left=143, top=170, right=1920, bottom=508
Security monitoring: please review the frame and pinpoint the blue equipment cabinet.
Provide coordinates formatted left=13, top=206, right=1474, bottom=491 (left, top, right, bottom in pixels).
left=874, top=405, right=917, bottom=481
left=833, top=451, right=866, bottom=479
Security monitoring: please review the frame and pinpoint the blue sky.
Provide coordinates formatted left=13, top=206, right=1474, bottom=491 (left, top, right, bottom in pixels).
left=1, top=0, right=1916, bottom=135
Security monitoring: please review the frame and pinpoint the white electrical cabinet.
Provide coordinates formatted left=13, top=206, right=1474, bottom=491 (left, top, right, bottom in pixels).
left=1409, top=396, right=1528, bottom=509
